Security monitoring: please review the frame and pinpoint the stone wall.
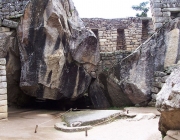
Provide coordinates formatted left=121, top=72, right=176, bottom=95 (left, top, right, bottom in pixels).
left=0, top=58, right=7, bottom=120
left=98, top=50, right=131, bottom=72
left=0, top=0, right=29, bottom=28
left=82, top=18, right=154, bottom=52
left=150, top=0, right=180, bottom=30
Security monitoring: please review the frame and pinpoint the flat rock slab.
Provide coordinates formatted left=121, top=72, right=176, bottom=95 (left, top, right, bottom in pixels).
left=124, top=107, right=161, bottom=116
left=63, top=110, right=123, bottom=126
left=54, top=122, right=92, bottom=132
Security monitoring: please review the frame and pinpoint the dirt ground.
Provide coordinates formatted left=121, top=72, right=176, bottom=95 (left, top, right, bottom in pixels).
left=0, top=107, right=162, bottom=140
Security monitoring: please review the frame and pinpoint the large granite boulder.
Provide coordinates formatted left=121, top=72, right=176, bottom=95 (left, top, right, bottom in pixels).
left=17, top=0, right=100, bottom=100
left=156, top=65, right=180, bottom=135
left=95, top=18, right=180, bottom=107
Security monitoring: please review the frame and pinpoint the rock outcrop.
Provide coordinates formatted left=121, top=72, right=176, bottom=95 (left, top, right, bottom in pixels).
left=156, top=65, right=180, bottom=135
left=17, top=0, right=100, bottom=101
left=95, top=18, right=180, bottom=107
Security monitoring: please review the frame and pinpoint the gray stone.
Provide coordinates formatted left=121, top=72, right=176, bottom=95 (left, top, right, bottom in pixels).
left=151, top=87, right=160, bottom=94
left=0, top=70, right=6, bottom=76
left=164, top=29, right=179, bottom=67
left=0, top=94, right=7, bottom=100
left=152, top=82, right=164, bottom=88
left=161, top=76, right=169, bottom=83
left=156, top=66, right=180, bottom=135
left=0, top=82, right=7, bottom=88
left=163, top=12, right=171, bottom=17
left=0, top=66, right=6, bottom=70
left=0, top=76, right=6, bottom=82
left=0, top=105, right=7, bottom=113
left=162, top=8, right=180, bottom=12
left=2, top=19, right=18, bottom=28
left=0, top=58, right=6, bottom=65
left=154, top=71, right=167, bottom=77
left=0, top=112, right=7, bottom=120
left=0, top=88, right=7, bottom=94
left=154, top=23, right=163, bottom=30
left=17, top=0, right=100, bottom=103
left=0, top=100, right=7, bottom=106
left=151, top=94, right=157, bottom=100
left=0, top=27, right=10, bottom=32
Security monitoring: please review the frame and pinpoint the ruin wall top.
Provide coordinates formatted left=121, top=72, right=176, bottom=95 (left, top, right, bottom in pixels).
left=150, top=0, right=180, bottom=30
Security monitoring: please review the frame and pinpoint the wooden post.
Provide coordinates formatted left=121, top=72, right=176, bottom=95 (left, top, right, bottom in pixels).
left=34, top=125, right=38, bottom=133
left=85, top=128, right=88, bottom=137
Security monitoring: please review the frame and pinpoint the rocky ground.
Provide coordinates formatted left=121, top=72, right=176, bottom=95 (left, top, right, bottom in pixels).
left=0, top=107, right=162, bottom=140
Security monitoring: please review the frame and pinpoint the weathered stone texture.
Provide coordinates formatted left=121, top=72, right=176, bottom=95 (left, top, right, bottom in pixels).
left=150, top=0, right=180, bottom=30
left=82, top=18, right=154, bottom=52
left=16, top=0, right=100, bottom=104
left=156, top=64, right=180, bottom=135
left=95, top=18, right=180, bottom=108
left=0, top=58, right=7, bottom=120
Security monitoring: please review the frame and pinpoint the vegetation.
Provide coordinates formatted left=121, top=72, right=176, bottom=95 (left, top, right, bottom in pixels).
left=132, top=1, right=149, bottom=17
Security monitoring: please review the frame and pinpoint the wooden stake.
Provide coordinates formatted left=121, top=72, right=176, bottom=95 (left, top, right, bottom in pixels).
left=34, top=125, right=38, bottom=133
left=85, top=128, right=88, bottom=137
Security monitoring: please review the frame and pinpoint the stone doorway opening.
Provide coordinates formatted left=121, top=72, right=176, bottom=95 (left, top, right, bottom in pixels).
left=142, top=20, right=149, bottom=43
left=117, top=29, right=126, bottom=50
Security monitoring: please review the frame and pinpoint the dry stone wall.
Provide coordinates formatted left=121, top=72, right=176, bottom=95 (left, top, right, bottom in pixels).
left=82, top=18, right=154, bottom=52
left=0, top=0, right=29, bottom=28
left=0, top=58, right=7, bottom=120
left=150, top=0, right=180, bottom=30
left=98, top=50, right=131, bottom=72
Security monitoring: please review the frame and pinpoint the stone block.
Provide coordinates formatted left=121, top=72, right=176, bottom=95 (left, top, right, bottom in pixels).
left=0, top=105, right=7, bottom=113
left=0, top=27, right=10, bottom=32
left=161, top=76, right=169, bottom=83
left=152, top=12, right=163, bottom=17
left=0, top=58, right=6, bottom=65
left=99, top=39, right=107, bottom=42
left=163, top=12, right=171, bottom=17
left=0, top=70, right=6, bottom=76
left=151, top=87, right=160, bottom=93
left=154, top=71, right=167, bottom=77
left=0, top=100, right=7, bottom=106
left=0, top=82, right=7, bottom=88
left=164, top=29, right=179, bottom=67
left=0, top=65, right=5, bottom=70
left=154, top=23, right=163, bottom=30
left=152, top=82, right=164, bottom=88
left=2, top=19, right=18, bottom=28
left=152, top=8, right=162, bottom=14
left=0, top=76, right=6, bottom=82
left=0, top=113, right=7, bottom=120
left=150, top=0, right=161, bottom=2
left=0, top=88, right=7, bottom=95
left=0, top=94, right=7, bottom=100
left=152, top=3, right=163, bottom=8
left=154, top=17, right=170, bottom=23
left=151, top=94, right=157, bottom=100
left=162, top=8, right=180, bottom=12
